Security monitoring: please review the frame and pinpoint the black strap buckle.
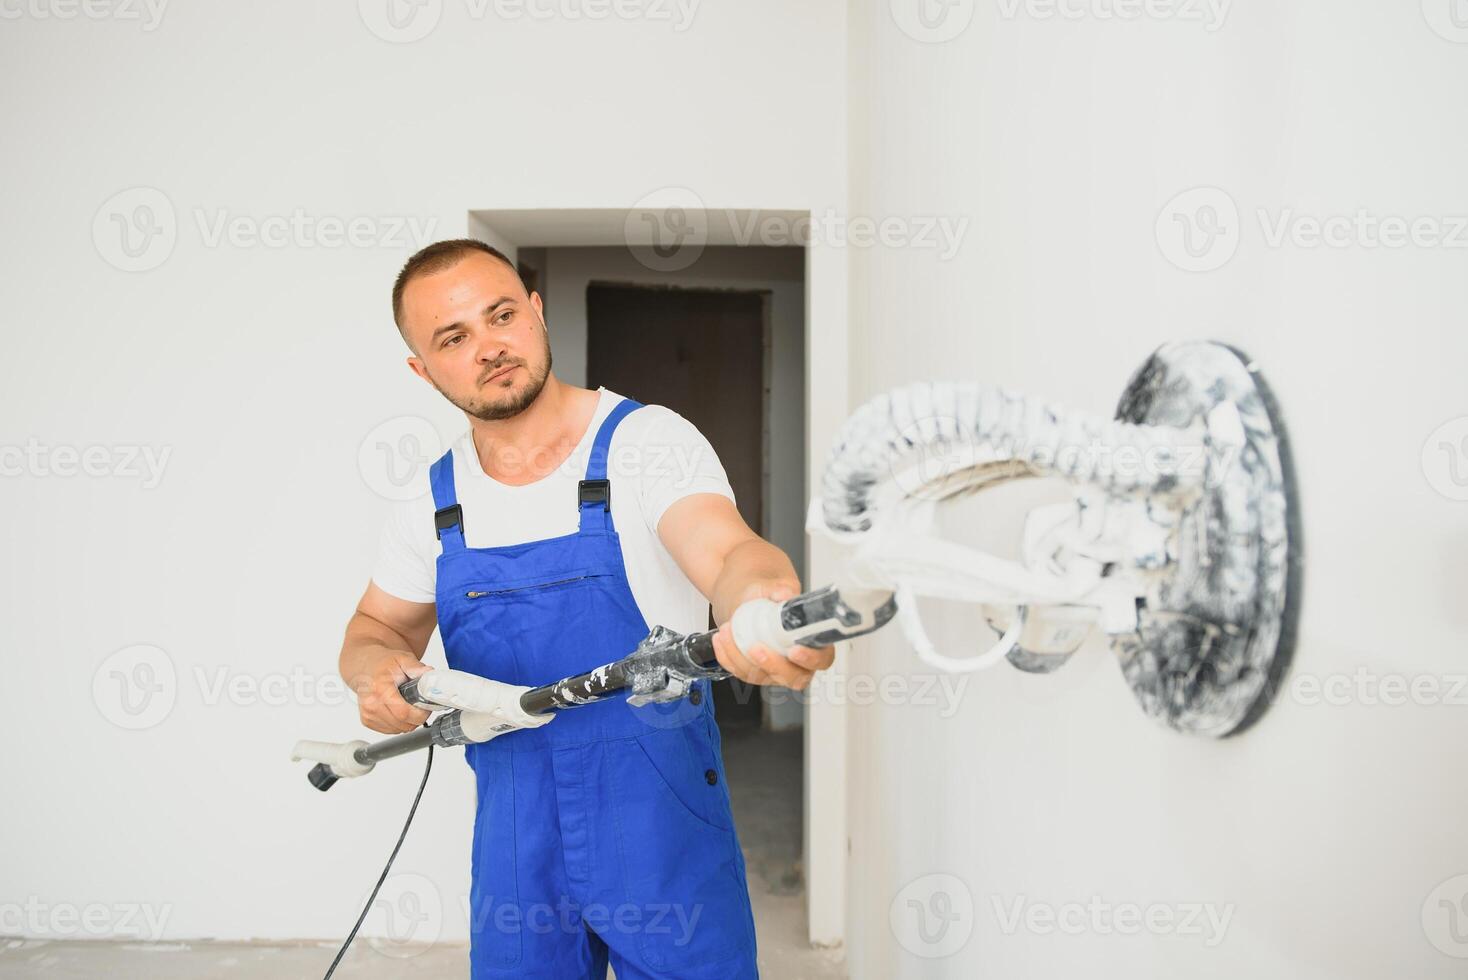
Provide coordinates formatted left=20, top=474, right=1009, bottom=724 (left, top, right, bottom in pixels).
left=434, top=504, right=464, bottom=540
left=578, top=479, right=611, bottom=509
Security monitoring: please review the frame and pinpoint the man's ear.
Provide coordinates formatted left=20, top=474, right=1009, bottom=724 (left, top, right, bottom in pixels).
left=530, top=291, right=546, bottom=328
left=405, top=356, right=431, bottom=384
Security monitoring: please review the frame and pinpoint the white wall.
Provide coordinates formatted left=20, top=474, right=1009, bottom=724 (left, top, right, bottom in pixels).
left=0, top=1, right=848, bottom=944
left=845, top=1, right=1468, bottom=977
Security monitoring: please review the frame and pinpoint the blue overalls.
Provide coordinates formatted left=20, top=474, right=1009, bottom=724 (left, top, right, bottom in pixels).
left=429, top=397, right=760, bottom=979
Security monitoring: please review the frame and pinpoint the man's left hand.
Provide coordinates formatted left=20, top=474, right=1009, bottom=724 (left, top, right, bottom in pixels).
left=710, top=581, right=836, bottom=690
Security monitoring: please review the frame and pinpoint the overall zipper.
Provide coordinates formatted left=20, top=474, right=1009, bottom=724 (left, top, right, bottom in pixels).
left=465, top=574, right=597, bottom=599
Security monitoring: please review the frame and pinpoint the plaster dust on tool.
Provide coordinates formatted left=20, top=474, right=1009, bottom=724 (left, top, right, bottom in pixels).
left=292, top=340, right=1302, bottom=972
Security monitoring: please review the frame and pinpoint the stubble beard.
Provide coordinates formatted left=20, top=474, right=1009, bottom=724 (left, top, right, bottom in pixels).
left=435, top=330, right=554, bottom=422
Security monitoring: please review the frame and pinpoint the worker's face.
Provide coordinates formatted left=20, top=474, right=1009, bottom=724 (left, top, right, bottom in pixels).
left=401, top=252, right=552, bottom=421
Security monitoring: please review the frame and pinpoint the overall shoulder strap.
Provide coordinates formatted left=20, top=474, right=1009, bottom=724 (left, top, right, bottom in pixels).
left=578, top=397, right=644, bottom=533
left=429, top=450, right=465, bottom=553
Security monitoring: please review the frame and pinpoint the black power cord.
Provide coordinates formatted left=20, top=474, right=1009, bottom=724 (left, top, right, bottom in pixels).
left=321, top=742, right=435, bottom=979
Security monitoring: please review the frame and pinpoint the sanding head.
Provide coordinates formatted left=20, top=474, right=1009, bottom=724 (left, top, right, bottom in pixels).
left=1111, top=341, right=1302, bottom=737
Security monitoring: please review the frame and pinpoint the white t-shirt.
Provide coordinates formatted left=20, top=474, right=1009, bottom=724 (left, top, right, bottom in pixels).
left=371, top=387, right=735, bottom=636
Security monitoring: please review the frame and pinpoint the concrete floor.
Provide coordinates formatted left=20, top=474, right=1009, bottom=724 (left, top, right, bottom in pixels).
left=0, top=727, right=845, bottom=980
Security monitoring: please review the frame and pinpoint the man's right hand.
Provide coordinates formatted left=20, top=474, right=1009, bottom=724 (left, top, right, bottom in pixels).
left=352, top=650, right=434, bottom=734
left=339, top=582, right=441, bottom=735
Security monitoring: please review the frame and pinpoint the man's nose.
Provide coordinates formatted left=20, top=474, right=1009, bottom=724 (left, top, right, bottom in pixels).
left=475, top=336, right=509, bottom=364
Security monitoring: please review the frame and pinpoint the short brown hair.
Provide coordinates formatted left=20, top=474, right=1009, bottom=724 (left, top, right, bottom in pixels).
left=391, top=239, right=527, bottom=339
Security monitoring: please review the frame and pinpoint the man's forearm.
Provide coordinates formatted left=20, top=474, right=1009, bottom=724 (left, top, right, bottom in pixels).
left=339, top=612, right=422, bottom=692
left=709, top=537, right=802, bottom=624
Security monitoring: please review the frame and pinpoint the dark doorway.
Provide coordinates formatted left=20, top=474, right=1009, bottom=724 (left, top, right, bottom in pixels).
left=585, top=282, right=770, bottom=727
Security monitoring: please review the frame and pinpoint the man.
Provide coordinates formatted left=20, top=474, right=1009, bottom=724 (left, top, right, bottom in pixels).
left=338, top=239, right=834, bottom=979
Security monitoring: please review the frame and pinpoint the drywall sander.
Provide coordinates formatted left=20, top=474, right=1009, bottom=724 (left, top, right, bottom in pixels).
left=294, top=339, right=1303, bottom=789
left=292, top=585, right=896, bottom=790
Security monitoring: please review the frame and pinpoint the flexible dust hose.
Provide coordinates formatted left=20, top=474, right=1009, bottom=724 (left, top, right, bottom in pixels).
left=818, top=381, right=1209, bottom=534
